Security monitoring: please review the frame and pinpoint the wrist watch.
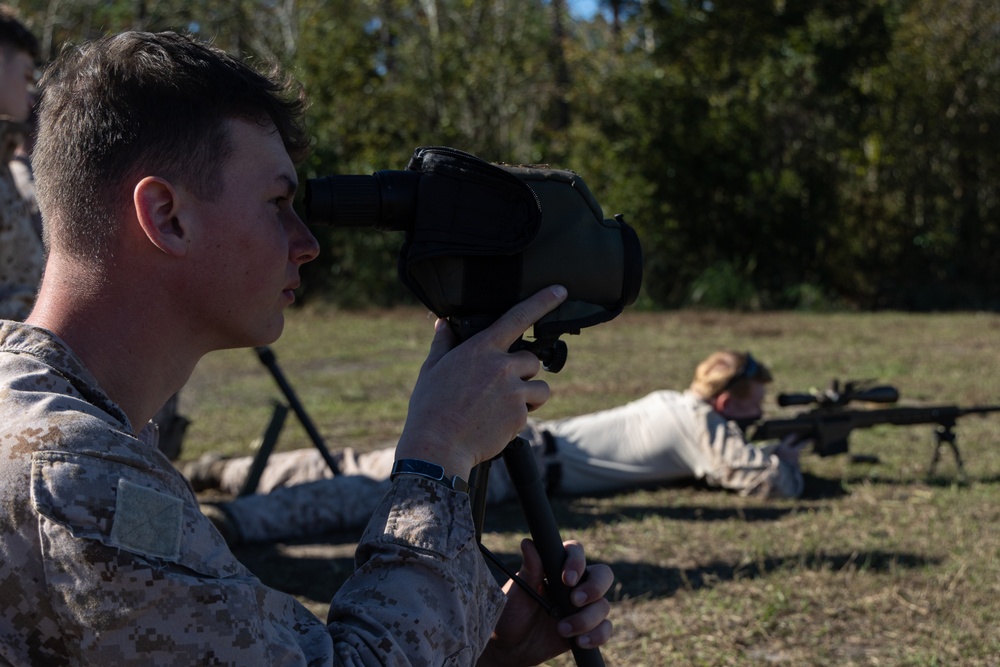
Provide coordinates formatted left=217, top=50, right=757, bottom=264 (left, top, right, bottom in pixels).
left=390, top=458, right=470, bottom=493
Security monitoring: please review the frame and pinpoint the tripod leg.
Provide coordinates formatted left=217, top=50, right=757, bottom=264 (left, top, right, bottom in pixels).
left=502, top=437, right=606, bottom=667
left=255, top=346, right=341, bottom=476
left=239, top=401, right=289, bottom=497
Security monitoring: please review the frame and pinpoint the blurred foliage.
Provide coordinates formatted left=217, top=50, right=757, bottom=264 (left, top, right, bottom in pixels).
left=9, top=0, right=999, bottom=310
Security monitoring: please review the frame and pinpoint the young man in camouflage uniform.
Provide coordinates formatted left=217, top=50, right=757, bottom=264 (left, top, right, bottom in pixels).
left=0, top=30, right=612, bottom=665
left=0, top=5, right=43, bottom=321
left=190, top=350, right=807, bottom=544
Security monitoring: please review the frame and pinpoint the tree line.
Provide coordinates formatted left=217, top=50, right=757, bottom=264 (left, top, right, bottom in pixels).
left=13, top=0, right=1000, bottom=310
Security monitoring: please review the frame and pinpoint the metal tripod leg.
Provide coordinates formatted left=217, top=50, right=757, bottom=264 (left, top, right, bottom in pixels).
left=497, top=437, right=605, bottom=667
left=453, top=318, right=601, bottom=665
left=254, top=346, right=342, bottom=475
left=239, top=401, right=289, bottom=496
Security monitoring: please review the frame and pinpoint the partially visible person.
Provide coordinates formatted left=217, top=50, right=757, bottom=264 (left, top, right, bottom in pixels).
left=0, top=30, right=612, bottom=665
left=0, top=5, right=43, bottom=320
left=152, top=390, right=190, bottom=460
left=188, top=350, right=807, bottom=544
left=9, top=105, right=40, bottom=237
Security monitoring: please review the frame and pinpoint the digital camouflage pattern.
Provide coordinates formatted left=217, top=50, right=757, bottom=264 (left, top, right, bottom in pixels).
left=0, top=321, right=505, bottom=666
left=0, top=121, right=44, bottom=321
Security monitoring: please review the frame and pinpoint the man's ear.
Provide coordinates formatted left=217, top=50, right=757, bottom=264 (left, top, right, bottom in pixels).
left=711, top=391, right=731, bottom=414
left=134, top=176, right=189, bottom=256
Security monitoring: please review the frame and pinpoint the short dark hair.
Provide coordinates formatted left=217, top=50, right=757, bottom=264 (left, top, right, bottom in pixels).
left=0, top=5, right=39, bottom=60
left=33, top=31, right=309, bottom=259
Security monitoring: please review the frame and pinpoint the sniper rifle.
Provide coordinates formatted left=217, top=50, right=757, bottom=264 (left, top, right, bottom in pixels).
left=746, top=380, right=1000, bottom=477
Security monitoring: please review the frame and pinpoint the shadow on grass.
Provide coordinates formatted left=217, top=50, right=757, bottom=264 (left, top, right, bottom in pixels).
left=468, top=545, right=941, bottom=604
left=606, top=550, right=941, bottom=601
left=233, top=522, right=940, bottom=608
left=566, top=503, right=798, bottom=528
left=801, top=472, right=851, bottom=499
left=236, top=542, right=941, bottom=607
left=845, top=472, right=1000, bottom=487
left=478, top=473, right=846, bottom=534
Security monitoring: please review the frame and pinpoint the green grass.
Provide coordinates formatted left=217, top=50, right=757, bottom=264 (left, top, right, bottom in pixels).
left=180, top=307, right=1000, bottom=666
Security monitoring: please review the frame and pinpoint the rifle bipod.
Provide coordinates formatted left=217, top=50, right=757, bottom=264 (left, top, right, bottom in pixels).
left=471, top=437, right=605, bottom=667
left=238, top=346, right=342, bottom=497
left=928, top=422, right=968, bottom=483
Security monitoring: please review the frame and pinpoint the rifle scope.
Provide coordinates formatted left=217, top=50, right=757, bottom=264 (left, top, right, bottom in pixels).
left=778, top=385, right=900, bottom=407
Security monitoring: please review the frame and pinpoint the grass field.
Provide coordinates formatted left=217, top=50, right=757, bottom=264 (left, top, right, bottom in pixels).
left=179, top=306, right=1000, bottom=666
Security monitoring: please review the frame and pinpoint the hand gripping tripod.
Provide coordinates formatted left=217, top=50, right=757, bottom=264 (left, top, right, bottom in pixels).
left=454, top=318, right=606, bottom=667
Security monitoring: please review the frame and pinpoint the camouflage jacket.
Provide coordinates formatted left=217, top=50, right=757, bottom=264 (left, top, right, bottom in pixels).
left=0, top=121, right=43, bottom=321
left=0, top=321, right=505, bottom=666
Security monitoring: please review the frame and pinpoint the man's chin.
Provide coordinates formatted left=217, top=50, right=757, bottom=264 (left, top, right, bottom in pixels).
left=231, top=317, right=285, bottom=351
left=256, top=318, right=285, bottom=347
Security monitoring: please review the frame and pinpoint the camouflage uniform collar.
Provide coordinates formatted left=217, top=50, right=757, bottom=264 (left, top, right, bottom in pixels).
left=0, top=320, right=133, bottom=430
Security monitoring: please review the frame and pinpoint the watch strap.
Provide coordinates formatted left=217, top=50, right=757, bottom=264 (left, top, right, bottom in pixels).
left=390, top=458, right=470, bottom=493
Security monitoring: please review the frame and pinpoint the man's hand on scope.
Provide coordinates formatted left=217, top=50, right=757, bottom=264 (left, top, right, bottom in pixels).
left=396, top=285, right=568, bottom=482
left=478, top=539, right=614, bottom=667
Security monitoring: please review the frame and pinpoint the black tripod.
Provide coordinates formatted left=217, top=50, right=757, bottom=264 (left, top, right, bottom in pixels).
left=471, top=440, right=605, bottom=667
left=238, top=346, right=341, bottom=497
left=453, top=318, right=605, bottom=667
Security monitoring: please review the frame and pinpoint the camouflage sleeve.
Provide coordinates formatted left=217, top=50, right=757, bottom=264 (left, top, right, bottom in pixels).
left=702, top=417, right=804, bottom=499
left=329, top=475, right=507, bottom=665
left=21, top=451, right=503, bottom=665
left=24, top=450, right=336, bottom=666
